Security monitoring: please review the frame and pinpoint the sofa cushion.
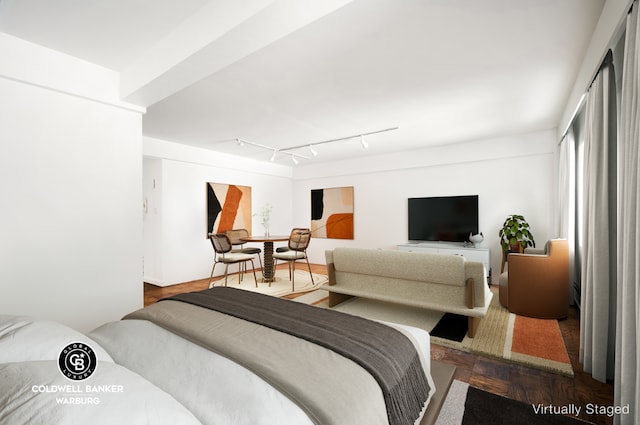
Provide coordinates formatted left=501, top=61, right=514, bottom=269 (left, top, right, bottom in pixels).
left=332, top=247, right=466, bottom=286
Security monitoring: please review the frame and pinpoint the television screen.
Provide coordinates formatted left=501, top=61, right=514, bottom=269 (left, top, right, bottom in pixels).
left=408, top=195, right=479, bottom=242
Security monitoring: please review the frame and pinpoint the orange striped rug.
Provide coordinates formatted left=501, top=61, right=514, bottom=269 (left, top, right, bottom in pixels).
left=293, top=289, right=574, bottom=376
left=433, top=295, right=574, bottom=376
left=511, top=315, right=571, bottom=364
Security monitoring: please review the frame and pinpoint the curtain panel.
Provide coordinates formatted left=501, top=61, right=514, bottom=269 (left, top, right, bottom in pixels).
left=615, top=3, right=640, bottom=424
left=579, top=51, right=618, bottom=384
left=558, top=129, right=576, bottom=298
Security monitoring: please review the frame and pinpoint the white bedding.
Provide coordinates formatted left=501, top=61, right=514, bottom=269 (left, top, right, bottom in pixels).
left=90, top=317, right=435, bottom=425
left=0, top=315, right=202, bottom=425
left=0, top=361, right=202, bottom=425
left=90, top=319, right=314, bottom=425
left=0, top=311, right=434, bottom=425
left=0, top=314, right=114, bottom=364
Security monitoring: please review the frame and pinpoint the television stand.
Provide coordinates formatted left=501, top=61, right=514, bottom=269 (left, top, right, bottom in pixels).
left=398, top=242, right=491, bottom=283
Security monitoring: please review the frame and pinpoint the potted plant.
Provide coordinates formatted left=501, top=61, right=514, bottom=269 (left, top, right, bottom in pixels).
left=498, top=214, right=535, bottom=252
left=255, top=204, right=272, bottom=236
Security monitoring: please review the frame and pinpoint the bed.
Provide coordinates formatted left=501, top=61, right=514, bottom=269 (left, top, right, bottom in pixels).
left=0, top=287, right=442, bottom=425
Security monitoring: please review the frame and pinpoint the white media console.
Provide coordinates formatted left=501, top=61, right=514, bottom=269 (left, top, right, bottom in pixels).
left=397, top=241, right=491, bottom=281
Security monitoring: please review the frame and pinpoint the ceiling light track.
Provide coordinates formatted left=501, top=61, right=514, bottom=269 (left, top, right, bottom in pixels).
left=236, top=138, right=310, bottom=163
left=234, top=126, right=398, bottom=164
left=279, top=126, right=398, bottom=153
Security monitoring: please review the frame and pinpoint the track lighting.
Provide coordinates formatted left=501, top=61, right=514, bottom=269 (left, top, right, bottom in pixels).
left=230, top=126, right=397, bottom=164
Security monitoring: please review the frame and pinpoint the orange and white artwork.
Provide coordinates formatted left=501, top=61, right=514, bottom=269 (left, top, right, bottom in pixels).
left=310, top=186, right=354, bottom=239
left=207, top=183, right=252, bottom=237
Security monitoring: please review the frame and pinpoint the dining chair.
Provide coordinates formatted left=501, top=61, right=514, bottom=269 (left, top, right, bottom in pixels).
left=272, top=228, right=314, bottom=291
left=225, top=228, right=263, bottom=270
left=209, top=233, right=258, bottom=287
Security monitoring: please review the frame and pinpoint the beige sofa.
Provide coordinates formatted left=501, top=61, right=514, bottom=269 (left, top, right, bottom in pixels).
left=323, top=247, right=493, bottom=337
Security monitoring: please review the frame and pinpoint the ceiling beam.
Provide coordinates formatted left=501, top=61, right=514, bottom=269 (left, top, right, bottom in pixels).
left=120, top=0, right=355, bottom=107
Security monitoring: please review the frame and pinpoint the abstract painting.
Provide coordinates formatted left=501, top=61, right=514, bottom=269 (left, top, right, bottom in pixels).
left=207, top=183, right=252, bottom=237
left=311, top=186, right=354, bottom=239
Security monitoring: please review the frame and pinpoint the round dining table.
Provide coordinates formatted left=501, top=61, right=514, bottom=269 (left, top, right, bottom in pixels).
left=240, top=235, right=290, bottom=282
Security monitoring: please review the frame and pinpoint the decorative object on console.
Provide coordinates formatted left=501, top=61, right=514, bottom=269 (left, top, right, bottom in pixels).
left=311, top=187, right=354, bottom=239
left=207, top=182, right=252, bottom=237
left=468, top=232, right=484, bottom=247
left=254, top=203, right=272, bottom=236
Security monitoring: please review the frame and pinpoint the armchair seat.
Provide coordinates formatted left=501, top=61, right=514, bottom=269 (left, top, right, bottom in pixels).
left=225, top=228, right=263, bottom=269
left=272, top=228, right=314, bottom=291
left=499, top=239, right=569, bottom=319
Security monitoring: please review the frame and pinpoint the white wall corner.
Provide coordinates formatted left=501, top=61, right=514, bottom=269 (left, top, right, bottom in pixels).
left=0, top=32, right=144, bottom=113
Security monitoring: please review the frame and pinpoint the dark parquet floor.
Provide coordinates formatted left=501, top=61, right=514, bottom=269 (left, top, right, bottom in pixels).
left=144, top=263, right=614, bottom=425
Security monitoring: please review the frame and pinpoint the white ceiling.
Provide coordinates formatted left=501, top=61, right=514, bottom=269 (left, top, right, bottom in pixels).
left=0, top=0, right=604, bottom=164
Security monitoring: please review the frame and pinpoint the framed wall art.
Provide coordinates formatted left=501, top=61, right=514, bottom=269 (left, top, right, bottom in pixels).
left=310, top=186, right=354, bottom=239
left=207, top=182, right=252, bottom=237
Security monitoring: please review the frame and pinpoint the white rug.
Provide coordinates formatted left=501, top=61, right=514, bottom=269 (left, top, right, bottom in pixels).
left=307, top=292, right=444, bottom=332
left=331, top=297, right=444, bottom=331
left=434, top=380, right=470, bottom=425
left=209, top=269, right=328, bottom=297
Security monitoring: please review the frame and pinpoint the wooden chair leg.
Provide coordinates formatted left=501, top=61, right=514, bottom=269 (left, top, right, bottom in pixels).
left=305, top=256, right=314, bottom=285
left=270, top=259, right=277, bottom=287
left=250, top=260, right=258, bottom=287
left=468, top=317, right=481, bottom=338
left=209, top=262, right=219, bottom=286
left=328, top=292, right=353, bottom=307
left=223, top=264, right=230, bottom=287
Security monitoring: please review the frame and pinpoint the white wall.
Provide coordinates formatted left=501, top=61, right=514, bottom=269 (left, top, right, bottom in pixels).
left=143, top=137, right=293, bottom=285
left=0, top=35, right=144, bottom=332
left=145, top=129, right=559, bottom=286
left=292, top=130, right=559, bottom=283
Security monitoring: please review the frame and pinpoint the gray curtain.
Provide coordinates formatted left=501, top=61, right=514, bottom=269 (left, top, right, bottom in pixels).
left=579, top=51, right=617, bottom=383
left=558, top=128, right=575, bottom=298
left=615, top=3, right=640, bottom=423
left=557, top=127, right=576, bottom=303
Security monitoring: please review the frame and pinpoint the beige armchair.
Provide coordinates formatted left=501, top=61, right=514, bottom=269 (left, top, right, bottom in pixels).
left=498, top=239, right=569, bottom=319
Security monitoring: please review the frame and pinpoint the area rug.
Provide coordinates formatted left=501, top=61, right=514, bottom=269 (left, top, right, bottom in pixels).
left=431, top=295, right=574, bottom=377
left=435, top=381, right=594, bottom=425
left=305, top=289, right=573, bottom=376
left=209, top=270, right=328, bottom=297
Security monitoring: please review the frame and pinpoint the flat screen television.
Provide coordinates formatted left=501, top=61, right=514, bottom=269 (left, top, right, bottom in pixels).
left=408, top=195, right=479, bottom=242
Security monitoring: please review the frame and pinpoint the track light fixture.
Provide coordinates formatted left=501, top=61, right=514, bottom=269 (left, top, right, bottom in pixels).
left=360, top=135, right=369, bottom=149
left=233, top=126, right=398, bottom=164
